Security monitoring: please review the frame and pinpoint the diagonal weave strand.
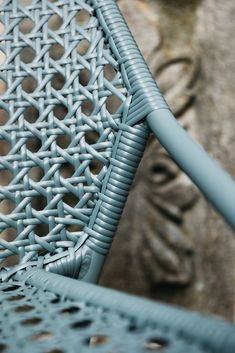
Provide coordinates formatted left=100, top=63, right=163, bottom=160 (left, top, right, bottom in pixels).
left=0, top=0, right=148, bottom=280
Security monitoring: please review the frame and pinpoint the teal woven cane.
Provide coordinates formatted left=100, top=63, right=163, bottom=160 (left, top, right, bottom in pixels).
left=0, top=0, right=235, bottom=283
left=0, top=1, right=235, bottom=353
left=0, top=0, right=150, bottom=282
left=0, top=269, right=234, bottom=353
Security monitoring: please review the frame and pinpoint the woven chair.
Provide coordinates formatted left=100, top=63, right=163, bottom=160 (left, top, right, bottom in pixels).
left=0, top=0, right=235, bottom=352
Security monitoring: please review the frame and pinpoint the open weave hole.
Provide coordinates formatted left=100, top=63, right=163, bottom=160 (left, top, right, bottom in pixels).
left=0, top=0, right=146, bottom=272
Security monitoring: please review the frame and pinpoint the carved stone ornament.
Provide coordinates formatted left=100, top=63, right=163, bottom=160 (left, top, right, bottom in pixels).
left=119, top=0, right=200, bottom=286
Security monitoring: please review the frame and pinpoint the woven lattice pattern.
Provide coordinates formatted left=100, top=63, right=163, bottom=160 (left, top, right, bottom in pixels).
left=0, top=281, right=221, bottom=353
left=0, top=0, right=148, bottom=276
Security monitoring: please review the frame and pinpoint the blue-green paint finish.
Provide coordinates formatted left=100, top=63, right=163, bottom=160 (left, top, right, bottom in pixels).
left=14, top=268, right=235, bottom=353
left=0, top=1, right=235, bottom=352
left=0, top=0, right=149, bottom=282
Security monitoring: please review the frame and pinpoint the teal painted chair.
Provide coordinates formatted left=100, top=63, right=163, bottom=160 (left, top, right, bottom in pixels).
left=0, top=1, right=235, bottom=352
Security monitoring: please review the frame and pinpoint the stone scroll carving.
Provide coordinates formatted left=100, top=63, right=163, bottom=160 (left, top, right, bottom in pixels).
left=101, top=0, right=235, bottom=320
left=119, top=0, right=200, bottom=286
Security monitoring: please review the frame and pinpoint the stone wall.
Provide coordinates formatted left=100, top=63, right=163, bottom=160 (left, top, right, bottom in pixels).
left=100, top=0, right=235, bottom=321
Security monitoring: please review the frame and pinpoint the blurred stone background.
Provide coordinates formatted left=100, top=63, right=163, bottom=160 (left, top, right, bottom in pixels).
left=100, top=0, right=235, bottom=322
left=0, top=0, right=235, bottom=321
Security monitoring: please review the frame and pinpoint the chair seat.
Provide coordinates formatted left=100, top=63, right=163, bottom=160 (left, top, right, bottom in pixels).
left=1, top=269, right=234, bottom=353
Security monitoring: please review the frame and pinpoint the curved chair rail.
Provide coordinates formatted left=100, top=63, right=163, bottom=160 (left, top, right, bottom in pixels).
left=0, top=268, right=233, bottom=353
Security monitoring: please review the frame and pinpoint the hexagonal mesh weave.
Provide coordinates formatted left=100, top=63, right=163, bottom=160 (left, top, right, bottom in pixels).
left=0, top=0, right=148, bottom=274
left=0, top=281, right=219, bottom=353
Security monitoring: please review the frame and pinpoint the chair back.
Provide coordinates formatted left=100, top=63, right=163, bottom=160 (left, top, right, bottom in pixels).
left=0, top=0, right=152, bottom=282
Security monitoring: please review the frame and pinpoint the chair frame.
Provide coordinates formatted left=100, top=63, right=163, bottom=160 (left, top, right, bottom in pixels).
left=1, top=0, right=235, bottom=285
left=0, top=1, right=235, bottom=353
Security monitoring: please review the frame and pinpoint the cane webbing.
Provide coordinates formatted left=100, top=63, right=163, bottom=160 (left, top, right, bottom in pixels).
left=0, top=0, right=148, bottom=279
left=1, top=273, right=235, bottom=353
left=0, top=281, right=204, bottom=353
